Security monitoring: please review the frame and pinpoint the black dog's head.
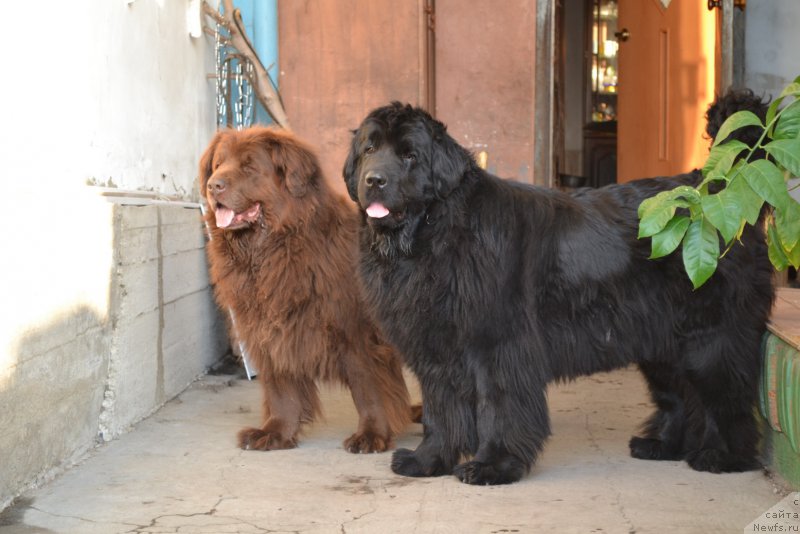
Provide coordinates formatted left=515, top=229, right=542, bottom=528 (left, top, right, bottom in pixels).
left=343, top=103, right=472, bottom=244
left=705, top=88, right=770, bottom=151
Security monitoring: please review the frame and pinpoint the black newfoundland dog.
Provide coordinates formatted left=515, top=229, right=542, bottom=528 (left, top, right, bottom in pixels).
left=343, top=102, right=775, bottom=485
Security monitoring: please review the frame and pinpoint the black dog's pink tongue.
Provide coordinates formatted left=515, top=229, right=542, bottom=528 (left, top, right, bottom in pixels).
left=366, top=202, right=390, bottom=219
left=215, top=207, right=235, bottom=228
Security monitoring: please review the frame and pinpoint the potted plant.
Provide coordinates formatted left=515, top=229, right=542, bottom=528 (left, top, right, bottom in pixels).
left=638, top=77, right=800, bottom=288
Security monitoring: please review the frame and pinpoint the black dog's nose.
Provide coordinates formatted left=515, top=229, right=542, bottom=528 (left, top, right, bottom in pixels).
left=207, top=177, right=226, bottom=193
left=364, top=172, right=388, bottom=189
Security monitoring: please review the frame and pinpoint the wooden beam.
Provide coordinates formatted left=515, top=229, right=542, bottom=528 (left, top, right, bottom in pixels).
left=204, top=0, right=291, bottom=129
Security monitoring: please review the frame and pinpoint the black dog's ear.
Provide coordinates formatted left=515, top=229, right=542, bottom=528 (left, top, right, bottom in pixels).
left=198, top=131, right=224, bottom=200
left=342, top=129, right=360, bottom=202
left=431, top=124, right=470, bottom=198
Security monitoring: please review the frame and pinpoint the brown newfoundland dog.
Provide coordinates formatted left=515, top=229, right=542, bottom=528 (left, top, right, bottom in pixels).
left=199, top=126, right=411, bottom=453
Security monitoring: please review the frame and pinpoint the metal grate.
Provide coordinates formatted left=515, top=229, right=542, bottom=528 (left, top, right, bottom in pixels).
left=214, top=18, right=255, bottom=130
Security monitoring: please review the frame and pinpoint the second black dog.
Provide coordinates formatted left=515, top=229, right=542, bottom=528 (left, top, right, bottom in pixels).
left=343, top=102, right=775, bottom=485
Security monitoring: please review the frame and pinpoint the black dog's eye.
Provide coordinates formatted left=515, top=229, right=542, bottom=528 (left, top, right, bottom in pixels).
left=403, top=152, right=416, bottom=162
left=365, top=144, right=376, bottom=154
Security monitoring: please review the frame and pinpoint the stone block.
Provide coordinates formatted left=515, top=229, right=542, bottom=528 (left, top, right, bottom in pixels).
left=162, top=248, right=211, bottom=305
left=116, top=225, right=159, bottom=266
left=104, top=311, right=160, bottom=437
left=116, top=259, right=159, bottom=319
left=162, top=290, right=228, bottom=399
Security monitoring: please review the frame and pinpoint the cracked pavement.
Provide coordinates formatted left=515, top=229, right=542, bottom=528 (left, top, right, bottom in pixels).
left=0, top=369, right=789, bottom=533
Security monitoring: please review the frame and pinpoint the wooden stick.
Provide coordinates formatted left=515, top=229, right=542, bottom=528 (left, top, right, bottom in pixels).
left=203, top=0, right=291, bottom=129
left=202, top=3, right=228, bottom=27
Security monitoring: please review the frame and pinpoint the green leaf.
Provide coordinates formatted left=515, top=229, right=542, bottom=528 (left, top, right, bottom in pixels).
left=727, top=176, right=764, bottom=225
left=764, top=138, right=800, bottom=176
left=701, top=159, right=747, bottom=189
left=779, top=82, right=800, bottom=98
left=665, top=185, right=703, bottom=205
left=638, top=186, right=699, bottom=238
left=638, top=186, right=700, bottom=215
left=638, top=193, right=664, bottom=218
left=639, top=201, right=679, bottom=239
left=776, top=200, right=800, bottom=252
left=768, top=222, right=790, bottom=271
left=712, top=111, right=764, bottom=147
left=702, top=140, right=749, bottom=177
left=701, top=188, right=743, bottom=244
left=650, top=216, right=691, bottom=259
left=787, top=241, right=800, bottom=270
left=682, top=217, right=720, bottom=289
left=774, top=100, right=800, bottom=140
left=741, top=159, right=792, bottom=212
left=766, top=98, right=782, bottom=136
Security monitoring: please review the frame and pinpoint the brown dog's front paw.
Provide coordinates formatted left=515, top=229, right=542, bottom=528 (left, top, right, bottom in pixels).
left=343, top=430, right=391, bottom=454
left=238, top=426, right=297, bottom=451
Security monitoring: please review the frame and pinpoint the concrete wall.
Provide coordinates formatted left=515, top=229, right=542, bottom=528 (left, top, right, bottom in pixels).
left=744, top=0, right=800, bottom=100
left=1, top=0, right=227, bottom=511
left=99, top=204, right=228, bottom=440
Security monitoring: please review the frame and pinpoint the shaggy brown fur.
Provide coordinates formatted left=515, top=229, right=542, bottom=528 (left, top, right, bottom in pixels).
left=198, top=126, right=411, bottom=453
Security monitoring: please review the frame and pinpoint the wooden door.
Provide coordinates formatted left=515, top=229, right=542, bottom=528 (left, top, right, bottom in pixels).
left=279, top=1, right=539, bottom=190
left=278, top=1, right=426, bottom=196
left=616, top=0, right=717, bottom=182
left=434, top=1, right=538, bottom=183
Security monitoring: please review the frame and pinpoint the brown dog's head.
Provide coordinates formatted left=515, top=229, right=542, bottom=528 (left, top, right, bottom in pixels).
left=198, top=126, right=321, bottom=231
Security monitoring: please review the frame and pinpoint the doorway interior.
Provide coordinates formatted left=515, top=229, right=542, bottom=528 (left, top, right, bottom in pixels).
left=555, top=0, right=728, bottom=188
left=557, top=0, right=619, bottom=190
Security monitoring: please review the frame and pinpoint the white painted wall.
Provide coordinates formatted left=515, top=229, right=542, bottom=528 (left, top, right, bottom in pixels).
left=744, top=0, right=800, bottom=100
left=744, top=0, right=800, bottom=205
left=1, top=0, right=226, bottom=510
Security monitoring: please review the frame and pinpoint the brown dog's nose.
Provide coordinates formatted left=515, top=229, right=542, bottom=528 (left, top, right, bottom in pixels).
left=364, top=171, right=387, bottom=189
left=207, top=177, right=226, bottom=194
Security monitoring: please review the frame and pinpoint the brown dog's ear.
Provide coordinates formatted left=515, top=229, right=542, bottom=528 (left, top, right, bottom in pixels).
left=198, top=131, right=224, bottom=199
left=268, top=134, right=320, bottom=198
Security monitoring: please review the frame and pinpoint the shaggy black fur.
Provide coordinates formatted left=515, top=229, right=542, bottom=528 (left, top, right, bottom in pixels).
left=705, top=88, right=770, bottom=159
left=343, top=102, right=775, bottom=485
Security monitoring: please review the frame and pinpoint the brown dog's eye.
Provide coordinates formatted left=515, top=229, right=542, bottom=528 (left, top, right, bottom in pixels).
left=365, top=145, right=376, bottom=154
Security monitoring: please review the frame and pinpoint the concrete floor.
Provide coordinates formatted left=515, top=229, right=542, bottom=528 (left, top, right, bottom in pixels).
left=0, top=368, right=790, bottom=534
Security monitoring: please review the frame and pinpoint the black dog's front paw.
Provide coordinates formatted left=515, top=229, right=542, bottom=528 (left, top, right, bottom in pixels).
left=629, top=437, right=683, bottom=461
left=685, top=448, right=760, bottom=473
left=391, top=448, right=425, bottom=476
left=453, top=460, right=524, bottom=486
left=391, top=448, right=449, bottom=477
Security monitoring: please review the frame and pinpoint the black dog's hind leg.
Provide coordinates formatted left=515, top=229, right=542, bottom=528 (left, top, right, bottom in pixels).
left=681, top=334, right=762, bottom=473
left=683, top=371, right=761, bottom=473
left=391, top=382, right=473, bottom=478
left=630, top=360, right=687, bottom=461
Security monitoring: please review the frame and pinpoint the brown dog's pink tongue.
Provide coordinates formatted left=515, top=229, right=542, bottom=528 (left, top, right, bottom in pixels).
left=366, top=203, right=390, bottom=218
left=215, top=207, right=235, bottom=228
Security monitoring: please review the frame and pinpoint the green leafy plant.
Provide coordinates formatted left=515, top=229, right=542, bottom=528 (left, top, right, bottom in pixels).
left=638, top=76, right=800, bottom=288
